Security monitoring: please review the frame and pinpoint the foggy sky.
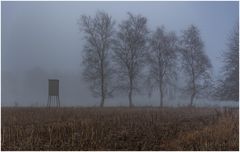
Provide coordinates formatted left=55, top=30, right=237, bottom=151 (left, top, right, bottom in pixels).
left=1, top=1, right=239, bottom=106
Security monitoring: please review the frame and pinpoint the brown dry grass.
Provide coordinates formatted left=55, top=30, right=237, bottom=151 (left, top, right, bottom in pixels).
left=1, top=107, right=239, bottom=151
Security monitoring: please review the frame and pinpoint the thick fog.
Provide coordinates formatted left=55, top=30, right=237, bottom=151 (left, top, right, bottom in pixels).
left=1, top=1, right=239, bottom=107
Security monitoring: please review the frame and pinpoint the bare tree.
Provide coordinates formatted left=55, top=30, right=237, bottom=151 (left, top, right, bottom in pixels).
left=113, top=13, right=148, bottom=107
left=147, top=26, right=177, bottom=107
left=216, top=25, right=239, bottom=101
left=79, top=11, right=115, bottom=107
left=180, top=25, right=212, bottom=106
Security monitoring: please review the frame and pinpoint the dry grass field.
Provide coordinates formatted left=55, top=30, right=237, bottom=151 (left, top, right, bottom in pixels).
left=1, top=107, right=239, bottom=151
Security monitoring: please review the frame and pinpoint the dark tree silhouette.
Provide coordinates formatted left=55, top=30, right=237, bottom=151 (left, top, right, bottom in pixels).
left=180, top=25, right=212, bottom=106
left=216, top=25, right=239, bottom=101
left=113, top=13, right=148, bottom=107
left=79, top=11, right=115, bottom=107
left=147, top=26, right=178, bottom=107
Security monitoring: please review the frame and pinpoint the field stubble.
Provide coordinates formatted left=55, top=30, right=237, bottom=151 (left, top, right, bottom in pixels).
left=1, top=107, right=239, bottom=150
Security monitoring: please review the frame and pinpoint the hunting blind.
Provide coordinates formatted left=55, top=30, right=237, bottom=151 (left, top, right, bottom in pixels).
left=47, top=79, right=60, bottom=107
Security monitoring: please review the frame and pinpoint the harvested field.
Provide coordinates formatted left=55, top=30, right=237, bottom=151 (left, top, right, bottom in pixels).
left=1, top=107, right=239, bottom=151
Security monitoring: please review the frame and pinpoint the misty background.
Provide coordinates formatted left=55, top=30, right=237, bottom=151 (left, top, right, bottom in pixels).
left=1, top=1, right=239, bottom=107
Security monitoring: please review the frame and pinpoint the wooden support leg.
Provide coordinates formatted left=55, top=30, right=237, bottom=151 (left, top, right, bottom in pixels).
left=57, top=96, right=60, bottom=107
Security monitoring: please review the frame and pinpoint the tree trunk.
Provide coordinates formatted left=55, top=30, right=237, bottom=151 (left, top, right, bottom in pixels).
left=190, top=73, right=196, bottom=107
left=190, top=59, right=196, bottom=107
left=190, top=90, right=195, bottom=107
left=128, top=89, right=133, bottom=108
left=160, top=83, right=163, bottom=107
left=100, top=60, right=105, bottom=108
left=100, top=80, right=105, bottom=107
left=100, top=96, right=105, bottom=107
left=129, top=78, right=133, bottom=108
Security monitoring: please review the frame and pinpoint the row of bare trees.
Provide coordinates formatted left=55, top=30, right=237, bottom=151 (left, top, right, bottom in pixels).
left=78, top=11, right=214, bottom=107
